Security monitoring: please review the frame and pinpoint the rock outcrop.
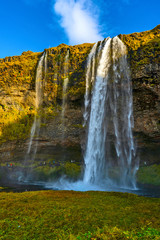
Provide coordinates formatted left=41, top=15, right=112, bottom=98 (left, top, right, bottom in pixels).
left=120, top=25, right=160, bottom=137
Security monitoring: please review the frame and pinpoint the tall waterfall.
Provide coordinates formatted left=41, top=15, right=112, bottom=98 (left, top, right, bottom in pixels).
left=26, top=52, right=46, bottom=160
left=83, top=37, right=138, bottom=189
left=61, top=50, right=69, bottom=141
left=45, top=51, right=48, bottom=81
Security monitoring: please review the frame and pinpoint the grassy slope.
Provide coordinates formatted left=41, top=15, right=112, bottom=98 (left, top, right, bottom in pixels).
left=0, top=190, right=160, bottom=239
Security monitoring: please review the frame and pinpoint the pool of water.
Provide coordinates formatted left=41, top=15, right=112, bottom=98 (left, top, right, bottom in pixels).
left=0, top=178, right=160, bottom=198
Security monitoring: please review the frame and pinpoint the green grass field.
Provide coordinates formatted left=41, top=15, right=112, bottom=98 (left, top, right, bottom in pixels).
left=0, top=190, right=160, bottom=239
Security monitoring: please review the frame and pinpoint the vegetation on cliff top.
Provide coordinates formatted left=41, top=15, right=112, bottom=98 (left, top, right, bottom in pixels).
left=120, top=24, right=160, bottom=85
left=45, top=43, right=93, bottom=102
left=0, top=51, right=41, bottom=142
left=120, top=25, right=160, bottom=51
left=0, top=51, right=41, bottom=89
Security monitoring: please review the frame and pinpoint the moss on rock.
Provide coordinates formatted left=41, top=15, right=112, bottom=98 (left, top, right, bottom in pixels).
left=137, top=164, right=160, bottom=186
left=119, top=24, right=160, bottom=86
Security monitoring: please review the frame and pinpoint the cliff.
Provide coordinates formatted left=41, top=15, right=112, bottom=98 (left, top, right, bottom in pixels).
left=0, top=25, right=160, bottom=165
left=120, top=25, right=160, bottom=137
left=0, top=43, right=93, bottom=144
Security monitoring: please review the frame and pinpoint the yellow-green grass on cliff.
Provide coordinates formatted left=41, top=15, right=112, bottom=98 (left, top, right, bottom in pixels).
left=0, top=50, right=41, bottom=143
left=120, top=24, right=160, bottom=85
left=0, top=51, right=41, bottom=88
left=0, top=106, right=35, bottom=143
left=0, top=103, right=61, bottom=143
left=120, top=25, right=160, bottom=51
left=0, top=190, right=160, bottom=239
left=46, top=43, right=93, bottom=101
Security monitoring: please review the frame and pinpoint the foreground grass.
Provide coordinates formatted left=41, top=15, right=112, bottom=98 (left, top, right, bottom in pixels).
left=0, top=191, right=160, bottom=239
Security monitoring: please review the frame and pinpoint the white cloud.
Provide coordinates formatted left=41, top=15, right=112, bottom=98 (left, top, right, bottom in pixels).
left=53, top=0, right=104, bottom=45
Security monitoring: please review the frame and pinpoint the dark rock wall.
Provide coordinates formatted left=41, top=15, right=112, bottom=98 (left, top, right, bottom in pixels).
left=120, top=25, right=160, bottom=137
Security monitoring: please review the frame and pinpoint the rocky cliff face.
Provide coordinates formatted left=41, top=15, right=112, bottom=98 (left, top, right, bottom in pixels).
left=0, top=26, right=160, bottom=164
left=120, top=25, right=160, bottom=138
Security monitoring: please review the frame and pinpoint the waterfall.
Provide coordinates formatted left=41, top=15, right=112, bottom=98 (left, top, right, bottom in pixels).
left=83, top=37, right=138, bottom=189
left=45, top=51, right=48, bottom=81
left=83, top=42, right=98, bottom=126
left=83, top=41, right=104, bottom=126
left=83, top=38, right=112, bottom=184
left=25, top=52, right=46, bottom=162
left=61, top=50, right=69, bottom=141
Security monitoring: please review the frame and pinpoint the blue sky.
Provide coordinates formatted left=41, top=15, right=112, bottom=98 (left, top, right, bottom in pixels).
left=0, top=0, right=159, bottom=58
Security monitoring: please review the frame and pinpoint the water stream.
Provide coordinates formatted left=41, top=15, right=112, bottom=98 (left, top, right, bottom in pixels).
left=23, top=52, right=46, bottom=175
left=61, top=50, right=70, bottom=142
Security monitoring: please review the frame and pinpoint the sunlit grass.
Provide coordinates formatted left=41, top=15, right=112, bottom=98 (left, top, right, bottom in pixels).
left=0, top=190, right=160, bottom=239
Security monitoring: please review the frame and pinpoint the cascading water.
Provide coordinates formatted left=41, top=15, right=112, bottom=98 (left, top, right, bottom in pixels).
left=83, top=37, right=138, bottom=189
left=83, top=41, right=104, bottom=127
left=44, top=51, right=48, bottom=82
left=25, top=52, right=46, bottom=164
left=61, top=50, right=69, bottom=141
left=83, top=42, right=98, bottom=126
left=83, top=38, right=112, bottom=184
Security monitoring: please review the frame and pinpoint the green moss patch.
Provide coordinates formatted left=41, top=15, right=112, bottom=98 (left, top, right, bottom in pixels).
left=120, top=24, right=160, bottom=86
left=0, top=106, right=35, bottom=143
left=27, top=162, right=81, bottom=182
left=46, top=43, right=93, bottom=101
left=0, top=51, right=41, bottom=89
left=137, top=164, right=160, bottom=186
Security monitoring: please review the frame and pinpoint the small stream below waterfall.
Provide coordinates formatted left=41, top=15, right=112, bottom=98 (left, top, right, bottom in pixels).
left=0, top=178, right=160, bottom=198
left=1, top=181, right=160, bottom=198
